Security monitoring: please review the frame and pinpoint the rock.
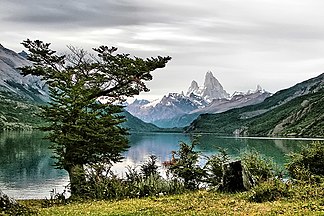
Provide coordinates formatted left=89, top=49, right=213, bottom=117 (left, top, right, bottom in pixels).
left=220, top=160, right=254, bottom=192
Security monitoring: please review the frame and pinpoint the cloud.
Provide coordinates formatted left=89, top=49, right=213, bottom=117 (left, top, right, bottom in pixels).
left=1, top=0, right=185, bottom=29
left=1, top=0, right=324, bottom=99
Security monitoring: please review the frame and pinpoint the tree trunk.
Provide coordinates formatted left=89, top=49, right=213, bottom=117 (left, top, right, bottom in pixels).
left=67, top=164, right=87, bottom=197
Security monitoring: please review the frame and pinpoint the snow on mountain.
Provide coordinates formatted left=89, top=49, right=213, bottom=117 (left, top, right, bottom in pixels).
left=127, top=71, right=271, bottom=128
left=186, top=80, right=199, bottom=96
left=0, top=44, right=49, bottom=102
left=192, top=85, right=271, bottom=114
left=186, top=71, right=230, bottom=102
left=126, top=93, right=202, bottom=127
left=231, top=85, right=266, bottom=98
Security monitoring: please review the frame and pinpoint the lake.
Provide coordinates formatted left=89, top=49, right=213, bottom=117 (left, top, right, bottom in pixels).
left=0, top=131, right=321, bottom=199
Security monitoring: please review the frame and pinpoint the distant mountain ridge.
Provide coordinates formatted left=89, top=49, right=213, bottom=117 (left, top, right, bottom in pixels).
left=127, top=71, right=271, bottom=128
left=0, top=44, right=49, bottom=103
left=185, top=73, right=324, bottom=137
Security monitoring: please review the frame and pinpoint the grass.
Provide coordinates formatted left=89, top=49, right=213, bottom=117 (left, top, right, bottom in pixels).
left=20, top=190, right=324, bottom=215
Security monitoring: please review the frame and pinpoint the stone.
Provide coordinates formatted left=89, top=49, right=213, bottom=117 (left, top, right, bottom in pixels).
left=220, top=160, right=255, bottom=192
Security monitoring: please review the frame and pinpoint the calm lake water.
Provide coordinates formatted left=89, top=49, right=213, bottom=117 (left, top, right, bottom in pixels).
left=0, top=131, right=321, bottom=199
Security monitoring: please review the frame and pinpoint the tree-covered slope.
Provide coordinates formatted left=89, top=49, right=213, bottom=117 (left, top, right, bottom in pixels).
left=121, top=110, right=162, bottom=132
left=0, top=92, right=163, bottom=132
left=185, top=73, right=324, bottom=137
left=0, top=91, right=44, bottom=130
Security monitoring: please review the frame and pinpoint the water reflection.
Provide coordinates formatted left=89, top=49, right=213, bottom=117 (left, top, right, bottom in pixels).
left=196, top=135, right=308, bottom=165
left=0, top=131, right=316, bottom=199
left=0, top=131, right=68, bottom=199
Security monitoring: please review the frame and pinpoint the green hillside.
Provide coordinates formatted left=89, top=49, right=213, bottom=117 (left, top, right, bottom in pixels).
left=0, top=90, right=44, bottom=131
left=0, top=91, right=162, bottom=133
left=185, top=73, right=324, bottom=137
left=121, top=110, right=162, bottom=132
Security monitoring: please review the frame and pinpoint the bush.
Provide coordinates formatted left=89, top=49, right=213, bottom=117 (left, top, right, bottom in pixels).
left=168, top=140, right=206, bottom=190
left=0, top=191, right=36, bottom=216
left=286, top=141, right=324, bottom=181
left=67, top=155, right=186, bottom=200
left=140, top=155, right=159, bottom=179
left=241, top=150, right=280, bottom=184
left=249, top=179, right=291, bottom=203
left=204, top=148, right=230, bottom=187
left=42, top=188, right=68, bottom=207
left=291, top=180, right=324, bottom=201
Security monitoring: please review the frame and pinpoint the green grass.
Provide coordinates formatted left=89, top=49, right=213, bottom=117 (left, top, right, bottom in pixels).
left=20, top=189, right=324, bottom=215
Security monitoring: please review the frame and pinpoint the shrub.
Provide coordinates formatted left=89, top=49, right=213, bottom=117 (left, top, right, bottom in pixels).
left=286, top=141, right=324, bottom=181
left=204, top=148, right=230, bottom=187
left=249, top=179, right=291, bottom=203
left=42, top=188, right=68, bottom=207
left=241, top=150, right=280, bottom=184
left=168, top=140, right=206, bottom=190
left=140, top=155, right=159, bottom=179
left=66, top=155, right=186, bottom=200
left=0, top=191, right=36, bottom=216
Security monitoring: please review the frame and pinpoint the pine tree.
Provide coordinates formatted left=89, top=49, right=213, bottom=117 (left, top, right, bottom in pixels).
left=20, top=39, right=171, bottom=196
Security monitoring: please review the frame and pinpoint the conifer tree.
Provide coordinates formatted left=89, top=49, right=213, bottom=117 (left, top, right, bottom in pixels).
left=20, top=39, right=171, bottom=196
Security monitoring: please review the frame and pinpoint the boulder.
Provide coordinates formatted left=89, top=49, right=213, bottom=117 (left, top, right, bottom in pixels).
left=219, top=160, right=255, bottom=192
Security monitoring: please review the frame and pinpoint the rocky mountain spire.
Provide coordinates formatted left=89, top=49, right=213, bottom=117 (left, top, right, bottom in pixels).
left=186, top=71, right=230, bottom=102
left=186, top=80, right=199, bottom=96
left=202, top=71, right=230, bottom=100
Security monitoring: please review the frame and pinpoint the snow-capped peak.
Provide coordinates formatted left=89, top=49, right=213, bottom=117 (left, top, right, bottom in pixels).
left=231, top=85, right=266, bottom=98
left=186, top=71, right=230, bottom=102
left=143, top=98, right=161, bottom=108
left=186, top=80, right=199, bottom=96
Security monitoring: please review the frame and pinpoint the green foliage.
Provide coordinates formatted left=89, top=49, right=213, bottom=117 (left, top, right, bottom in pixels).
left=20, top=39, right=171, bottom=197
left=63, top=156, right=185, bottom=200
left=249, top=179, right=291, bottom=203
left=204, top=148, right=230, bottom=187
left=0, top=191, right=36, bottom=216
left=0, top=91, right=44, bottom=131
left=286, top=141, right=324, bottom=181
left=140, top=155, right=159, bottom=179
left=169, top=140, right=207, bottom=190
left=290, top=180, right=324, bottom=201
left=41, top=188, right=68, bottom=208
left=241, top=150, right=280, bottom=184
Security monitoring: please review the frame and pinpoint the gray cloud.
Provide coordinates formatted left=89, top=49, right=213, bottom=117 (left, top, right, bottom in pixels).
left=1, top=0, right=324, bottom=99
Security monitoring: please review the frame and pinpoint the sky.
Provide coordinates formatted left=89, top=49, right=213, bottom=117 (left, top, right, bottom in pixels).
left=1, top=0, right=324, bottom=100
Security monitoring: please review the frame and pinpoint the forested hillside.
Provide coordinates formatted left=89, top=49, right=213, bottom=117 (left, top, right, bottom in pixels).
left=186, top=73, right=324, bottom=137
left=0, top=91, right=43, bottom=130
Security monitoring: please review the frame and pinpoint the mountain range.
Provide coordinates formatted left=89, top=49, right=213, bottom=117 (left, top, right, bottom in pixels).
left=127, top=71, right=271, bottom=128
left=1, top=43, right=323, bottom=137
left=185, top=73, right=324, bottom=137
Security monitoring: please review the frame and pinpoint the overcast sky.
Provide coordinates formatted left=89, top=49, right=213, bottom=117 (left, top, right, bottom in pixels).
left=1, top=0, right=324, bottom=100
